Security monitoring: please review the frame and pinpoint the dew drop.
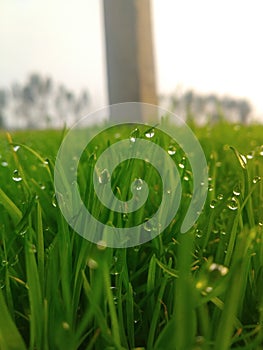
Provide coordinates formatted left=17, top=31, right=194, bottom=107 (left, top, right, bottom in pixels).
left=246, top=151, right=254, bottom=160
left=259, top=145, right=263, bottom=156
left=145, top=128, right=155, bottom=138
left=227, top=197, right=238, bottom=211
left=28, top=244, right=37, bottom=253
left=217, top=193, right=224, bottom=200
left=97, top=240, right=107, bottom=250
left=52, top=193, right=57, bottom=207
left=167, top=145, right=176, bottom=155
left=233, top=185, right=241, bottom=196
left=122, top=213, right=129, bottom=222
left=195, top=229, right=203, bottom=238
left=110, top=286, right=118, bottom=305
left=13, top=145, right=20, bottom=152
left=253, top=176, right=261, bottom=184
left=12, top=170, right=22, bottom=182
left=1, top=260, right=8, bottom=267
left=208, top=185, right=213, bottom=192
left=87, top=258, right=98, bottom=269
left=179, top=163, right=184, bottom=169
left=210, top=200, right=217, bottom=209
left=98, top=169, right=110, bottom=184
left=205, top=286, right=213, bottom=293
left=133, top=178, right=143, bottom=191
left=129, top=128, right=140, bottom=143
left=1, top=161, right=8, bottom=167
left=209, top=263, right=229, bottom=276
left=143, top=221, right=152, bottom=232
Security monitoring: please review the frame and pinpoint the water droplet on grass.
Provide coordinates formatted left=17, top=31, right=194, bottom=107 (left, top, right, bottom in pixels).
left=1, top=260, right=8, bottom=267
left=87, top=258, right=98, bottom=269
left=52, top=194, right=57, bottom=207
left=253, top=176, right=261, bottom=184
left=133, top=178, right=143, bottom=191
left=145, top=128, right=155, bottom=138
left=167, top=145, right=176, bottom=155
left=122, top=213, right=129, bottom=221
left=143, top=220, right=152, bottom=232
left=259, top=145, right=263, bottom=156
left=12, top=170, right=22, bottom=182
left=246, top=151, right=254, bottom=159
left=195, top=229, right=203, bottom=238
left=227, top=197, right=238, bottom=210
left=1, top=161, right=8, bottom=167
left=205, top=286, right=213, bottom=293
left=97, top=240, right=107, bottom=250
left=233, top=185, right=241, bottom=196
left=208, top=185, right=213, bottom=192
left=28, top=244, right=37, bottom=253
left=210, top=200, right=217, bottom=209
left=217, top=194, right=224, bottom=200
left=209, top=263, right=229, bottom=276
left=179, top=157, right=186, bottom=169
left=130, top=128, right=139, bottom=143
left=13, top=145, right=20, bottom=152
left=98, top=169, right=110, bottom=184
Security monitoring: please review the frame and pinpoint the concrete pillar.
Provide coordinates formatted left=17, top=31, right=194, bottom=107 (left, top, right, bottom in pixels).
left=103, top=0, right=157, bottom=120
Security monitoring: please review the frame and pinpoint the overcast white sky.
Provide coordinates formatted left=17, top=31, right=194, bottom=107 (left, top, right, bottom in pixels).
left=1, top=0, right=263, bottom=120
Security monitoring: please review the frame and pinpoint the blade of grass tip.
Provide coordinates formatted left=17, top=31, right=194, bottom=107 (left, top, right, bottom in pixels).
left=229, top=146, right=255, bottom=228
left=0, top=188, right=22, bottom=224
left=0, top=289, right=27, bottom=350
left=13, top=142, right=53, bottom=182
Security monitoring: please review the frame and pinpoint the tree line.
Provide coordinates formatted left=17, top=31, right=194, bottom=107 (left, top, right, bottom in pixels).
left=0, top=73, right=90, bottom=129
left=0, top=74, right=253, bottom=129
left=161, top=89, right=252, bottom=124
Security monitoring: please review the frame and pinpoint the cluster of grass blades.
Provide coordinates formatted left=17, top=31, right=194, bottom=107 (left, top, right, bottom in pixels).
left=0, top=122, right=262, bottom=349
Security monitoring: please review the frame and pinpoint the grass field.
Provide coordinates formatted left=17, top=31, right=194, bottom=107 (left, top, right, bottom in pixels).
left=0, top=121, right=263, bottom=349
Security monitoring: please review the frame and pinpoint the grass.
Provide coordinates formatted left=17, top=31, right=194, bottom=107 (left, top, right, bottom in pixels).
left=0, top=121, right=262, bottom=349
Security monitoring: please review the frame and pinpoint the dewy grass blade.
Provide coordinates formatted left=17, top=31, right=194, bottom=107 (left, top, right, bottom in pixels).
left=25, top=231, right=44, bottom=350
left=0, top=188, right=22, bottom=224
left=36, top=200, right=45, bottom=296
left=0, top=288, right=27, bottom=350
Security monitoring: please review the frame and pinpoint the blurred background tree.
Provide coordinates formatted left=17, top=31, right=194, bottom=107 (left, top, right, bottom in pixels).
left=162, top=89, right=252, bottom=124
left=0, top=73, right=90, bottom=129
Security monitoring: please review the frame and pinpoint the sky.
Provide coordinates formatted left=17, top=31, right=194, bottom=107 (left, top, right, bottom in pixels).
left=1, top=0, right=263, bottom=121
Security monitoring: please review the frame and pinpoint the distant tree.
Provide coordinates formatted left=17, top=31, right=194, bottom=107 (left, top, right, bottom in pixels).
left=1, top=73, right=90, bottom=129
left=164, top=89, right=253, bottom=124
